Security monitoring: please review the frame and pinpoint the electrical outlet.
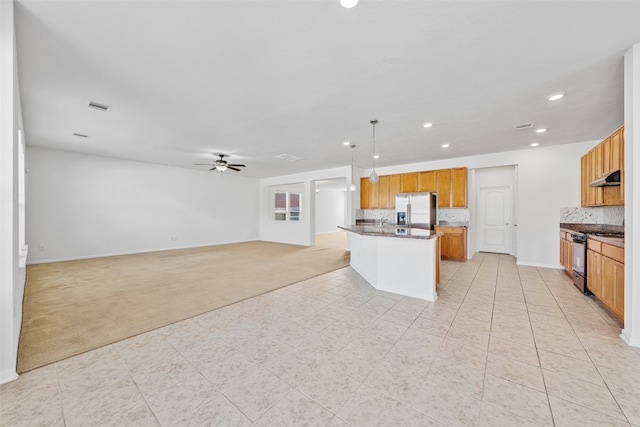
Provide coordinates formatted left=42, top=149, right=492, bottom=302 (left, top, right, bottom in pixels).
left=39, top=245, right=45, bottom=251
left=170, top=236, right=178, bottom=241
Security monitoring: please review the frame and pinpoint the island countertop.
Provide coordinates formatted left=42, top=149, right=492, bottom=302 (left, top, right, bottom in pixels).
left=338, top=224, right=441, bottom=240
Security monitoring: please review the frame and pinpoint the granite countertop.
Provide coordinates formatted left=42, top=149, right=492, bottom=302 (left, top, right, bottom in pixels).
left=339, top=224, right=441, bottom=240
left=560, top=223, right=624, bottom=248
left=436, top=221, right=469, bottom=228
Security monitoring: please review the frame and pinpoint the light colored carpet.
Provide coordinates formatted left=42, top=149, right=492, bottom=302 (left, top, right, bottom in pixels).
left=18, top=232, right=349, bottom=373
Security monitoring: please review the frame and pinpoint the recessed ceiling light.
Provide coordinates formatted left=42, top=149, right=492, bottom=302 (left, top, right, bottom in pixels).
left=535, top=128, right=547, bottom=133
left=441, top=144, right=450, bottom=148
left=340, top=0, right=358, bottom=8
left=342, top=141, right=350, bottom=146
left=373, top=154, right=380, bottom=159
left=530, top=142, right=540, bottom=147
left=548, top=93, right=565, bottom=101
left=423, top=123, right=433, bottom=128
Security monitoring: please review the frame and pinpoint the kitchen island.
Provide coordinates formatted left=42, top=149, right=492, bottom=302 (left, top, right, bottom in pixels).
left=338, top=224, right=442, bottom=302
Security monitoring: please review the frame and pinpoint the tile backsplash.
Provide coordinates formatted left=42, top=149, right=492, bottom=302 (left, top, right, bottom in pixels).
left=439, top=208, right=470, bottom=223
left=560, top=206, right=624, bottom=225
left=356, top=208, right=470, bottom=224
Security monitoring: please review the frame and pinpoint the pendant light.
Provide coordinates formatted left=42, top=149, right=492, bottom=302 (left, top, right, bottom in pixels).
left=348, top=144, right=357, bottom=192
left=369, top=119, right=379, bottom=183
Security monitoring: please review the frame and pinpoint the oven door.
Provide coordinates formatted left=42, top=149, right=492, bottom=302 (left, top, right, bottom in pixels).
left=572, top=239, right=586, bottom=276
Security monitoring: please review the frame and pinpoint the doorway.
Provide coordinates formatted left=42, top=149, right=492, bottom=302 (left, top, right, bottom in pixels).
left=473, top=166, right=517, bottom=256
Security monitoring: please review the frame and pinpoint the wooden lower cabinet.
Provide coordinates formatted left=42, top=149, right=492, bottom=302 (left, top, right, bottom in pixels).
left=587, top=249, right=601, bottom=298
left=587, top=238, right=624, bottom=321
left=434, top=226, right=467, bottom=262
left=559, top=231, right=572, bottom=276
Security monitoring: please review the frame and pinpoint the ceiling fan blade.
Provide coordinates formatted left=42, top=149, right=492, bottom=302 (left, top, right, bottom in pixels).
left=193, top=163, right=213, bottom=166
left=227, top=164, right=246, bottom=167
left=227, top=166, right=242, bottom=172
left=209, top=167, right=218, bottom=171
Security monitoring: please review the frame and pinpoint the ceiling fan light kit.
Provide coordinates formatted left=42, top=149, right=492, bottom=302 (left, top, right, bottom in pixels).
left=369, top=119, right=379, bottom=183
left=193, top=154, right=246, bottom=173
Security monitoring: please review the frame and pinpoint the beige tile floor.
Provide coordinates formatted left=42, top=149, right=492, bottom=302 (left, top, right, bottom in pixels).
left=2, top=253, right=640, bottom=426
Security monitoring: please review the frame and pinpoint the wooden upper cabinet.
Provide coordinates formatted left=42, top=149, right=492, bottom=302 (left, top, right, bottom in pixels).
left=451, top=167, right=468, bottom=208
left=401, top=173, right=418, bottom=193
left=418, top=171, right=436, bottom=192
left=378, top=175, right=391, bottom=208
left=580, top=155, right=588, bottom=207
left=436, top=169, right=451, bottom=208
left=369, top=179, right=380, bottom=208
left=581, top=126, right=624, bottom=207
left=609, top=127, right=622, bottom=172
left=360, top=177, right=370, bottom=209
left=390, top=174, right=401, bottom=203
left=620, top=127, right=624, bottom=203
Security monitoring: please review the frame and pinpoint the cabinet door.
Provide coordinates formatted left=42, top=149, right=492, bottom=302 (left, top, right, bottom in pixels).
left=612, top=260, right=624, bottom=321
left=369, top=179, right=380, bottom=208
left=590, top=148, right=604, bottom=205
left=390, top=174, right=401, bottom=207
left=564, top=239, right=573, bottom=274
left=451, top=167, right=467, bottom=208
left=360, top=178, right=370, bottom=209
left=449, top=232, right=465, bottom=260
left=581, top=155, right=588, bottom=207
left=620, top=127, right=625, bottom=203
left=436, top=169, right=452, bottom=208
left=418, top=171, right=436, bottom=192
left=401, top=173, right=418, bottom=193
left=378, top=175, right=391, bottom=209
left=560, top=236, right=565, bottom=266
left=610, top=128, right=621, bottom=172
left=587, top=249, right=601, bottom=298
left=601, top=255, right=615, bottom=309
left=602, top=136, right=611, bottom=175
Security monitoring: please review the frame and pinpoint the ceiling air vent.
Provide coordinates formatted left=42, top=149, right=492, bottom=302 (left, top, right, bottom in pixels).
left=275, top=154, right=303, bottom=162
left=88, top=101, right=112, bottom=112
left=73, top=133, right=89, bottom=138
left=514, top=122, right=534, bottom=130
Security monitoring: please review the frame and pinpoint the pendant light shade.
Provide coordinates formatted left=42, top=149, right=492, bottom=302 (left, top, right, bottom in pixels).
left=369, top=119, right=379, bottom=183
left=348, top=144, right=357, bottom=192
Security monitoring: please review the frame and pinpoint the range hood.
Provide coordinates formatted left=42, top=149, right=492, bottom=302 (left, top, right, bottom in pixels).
left=590, top=170, right=621, bottom=187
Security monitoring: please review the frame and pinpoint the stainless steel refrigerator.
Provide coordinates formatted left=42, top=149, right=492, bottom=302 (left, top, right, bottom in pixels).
left=395, top=192, right=437, bottom=229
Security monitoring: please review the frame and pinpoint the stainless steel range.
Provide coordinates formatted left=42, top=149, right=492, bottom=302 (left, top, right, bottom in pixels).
left=570, top=231, right=589, bottom=294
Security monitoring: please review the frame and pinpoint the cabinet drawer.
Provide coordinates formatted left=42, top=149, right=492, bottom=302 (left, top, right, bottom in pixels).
left=602, top=243, right=624, bottom=263
left=587, top=240, right=602, bottom=252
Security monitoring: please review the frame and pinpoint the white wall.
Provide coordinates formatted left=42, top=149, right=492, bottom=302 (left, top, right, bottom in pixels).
left=315, top=188, right=346, bottom=233
left=26, top=147, right=260, bottom=263
left=259, top=166, right=352, bottom=246
left=0, top=0, right=24, bottom=384
left=622, top=43, right=639, bottom=348
left=364, top=140, right=598, bottom=268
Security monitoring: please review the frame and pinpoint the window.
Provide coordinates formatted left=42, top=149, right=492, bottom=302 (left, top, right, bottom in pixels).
left=273, top=191, right=302, bottom=221
left=274, top=191, right=287, bottom=221
left=289, top=193, right=300, bottom=221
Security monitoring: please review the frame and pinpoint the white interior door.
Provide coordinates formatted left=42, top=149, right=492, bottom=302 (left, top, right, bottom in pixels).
left=477, top=185, right=512, bottom=254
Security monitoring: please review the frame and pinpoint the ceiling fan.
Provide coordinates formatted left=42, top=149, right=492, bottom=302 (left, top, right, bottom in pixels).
left=194, top=154, right=246, bottom=172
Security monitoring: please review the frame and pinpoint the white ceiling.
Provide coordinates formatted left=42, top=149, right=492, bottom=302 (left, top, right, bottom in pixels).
left=15, top=0, right=640, bottom=178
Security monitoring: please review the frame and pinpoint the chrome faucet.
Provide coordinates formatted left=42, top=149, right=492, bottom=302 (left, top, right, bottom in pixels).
left=379, top=218, right=387, bottom=227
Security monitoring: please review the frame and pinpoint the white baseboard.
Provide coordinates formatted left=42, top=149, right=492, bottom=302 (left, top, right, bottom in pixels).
left=0, top=370, right=18, bottom=385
